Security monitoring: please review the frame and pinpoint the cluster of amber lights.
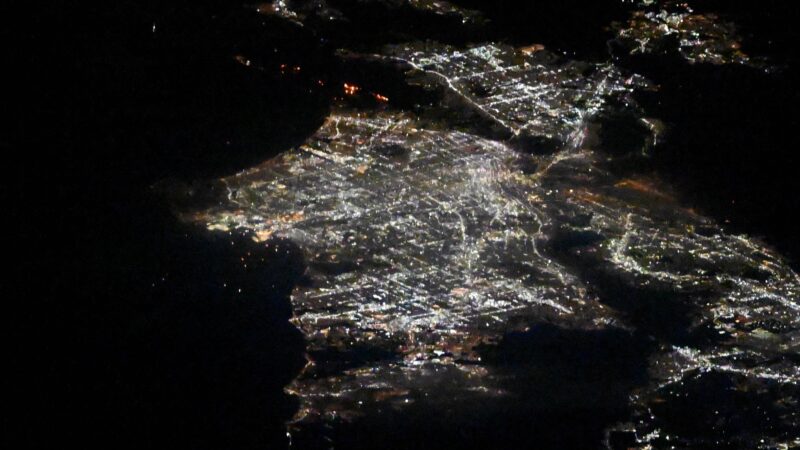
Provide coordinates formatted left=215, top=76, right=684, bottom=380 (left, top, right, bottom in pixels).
left=343, top=82, right=361, bottom=95
left=344, top=82, right=389, bottom=102
left=234, top=54, right=390, bottom=103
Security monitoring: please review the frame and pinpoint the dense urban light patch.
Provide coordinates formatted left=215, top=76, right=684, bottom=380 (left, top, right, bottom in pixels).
left=175, top=34, right=800, bottom=447
left=613, top=1, right=761, bottom=66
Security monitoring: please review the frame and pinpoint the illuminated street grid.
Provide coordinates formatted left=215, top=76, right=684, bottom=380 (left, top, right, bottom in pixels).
left=393, top=43, right=643, bottom=140
left=204, top=112, right=606, bottom=350
left=182, top=41, right=800, bottom=448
